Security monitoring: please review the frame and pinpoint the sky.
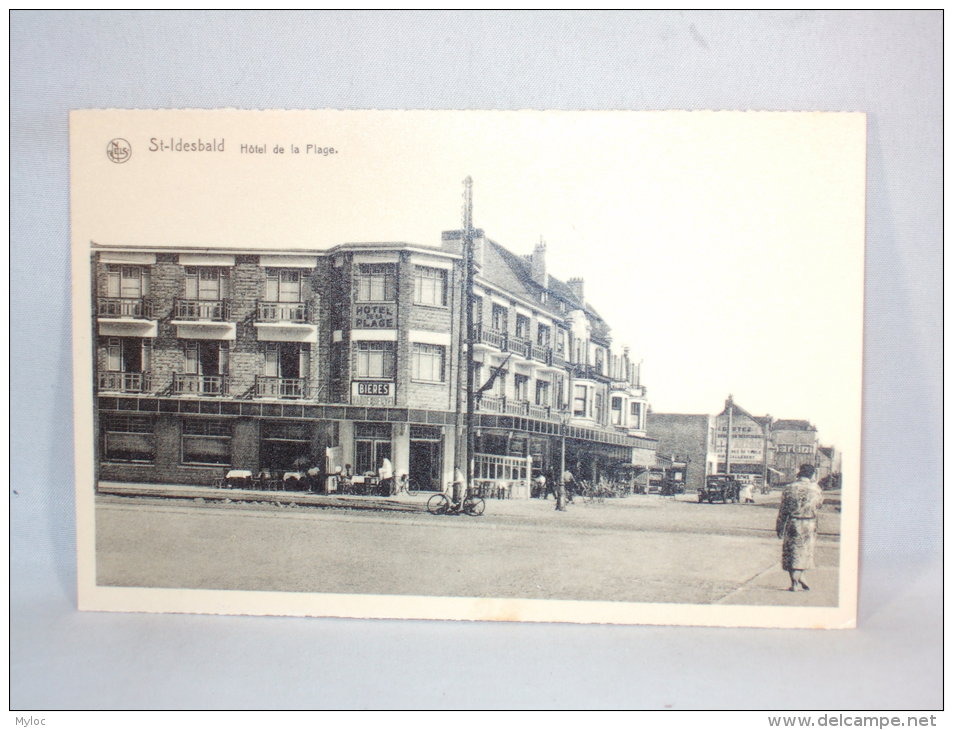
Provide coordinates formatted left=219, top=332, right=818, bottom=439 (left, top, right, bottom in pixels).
left=71, top=110, right=866, bottom=454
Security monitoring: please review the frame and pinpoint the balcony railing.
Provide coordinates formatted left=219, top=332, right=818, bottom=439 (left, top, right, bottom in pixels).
left=570, top=363, right=612, bottom=382
left=474, top=324, right=507, bottom=350
left=508, top=336, right=531, bottom=358
left=97, top=371, right=152, bottom=393
left=476, top=394, right=505, bottom=413
left=97, top=297, right=153, bottom=319
left=172, top=373, right=229, bottom=396
left=527, top=404, right=552, bottom=420
left=256, top=301, right=313, bottom=324
left=174, top=298, right=231, bottom=321
left=530, top=343, right=551, bottom=363
left=255, top=375, right=310, bottom=399
left=476, top=396, right=562, bottom=421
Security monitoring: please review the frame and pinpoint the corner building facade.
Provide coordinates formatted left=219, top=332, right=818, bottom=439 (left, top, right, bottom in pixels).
left=92, top=231, right=655, bottom=497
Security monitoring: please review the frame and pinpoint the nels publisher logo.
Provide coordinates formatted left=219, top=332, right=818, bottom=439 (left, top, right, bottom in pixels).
left=106, top=138, right=132, bottom=164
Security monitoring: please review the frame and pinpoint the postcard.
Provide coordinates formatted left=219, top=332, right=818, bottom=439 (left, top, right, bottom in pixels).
left=71, top=109, right=864, bottom=627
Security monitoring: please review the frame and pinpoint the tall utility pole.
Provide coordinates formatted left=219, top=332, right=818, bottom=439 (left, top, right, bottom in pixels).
left=725, top=395, right=733, bottom=475
left=462, top=177, right=476, bottom=491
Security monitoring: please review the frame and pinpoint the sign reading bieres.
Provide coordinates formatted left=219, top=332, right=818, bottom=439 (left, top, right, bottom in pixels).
left=351, top=380, right=396, bottom=406
left=354, top=304, right=396, bottom=328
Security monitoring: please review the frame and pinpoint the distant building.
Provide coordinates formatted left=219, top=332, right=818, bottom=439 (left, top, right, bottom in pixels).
left=645, top=413, right=719, bottom=493
left=815, top=445, right=841, bottom=488
left=715, top=396, right=773, bottom=488
left=770, top=419, right=818, bottom=483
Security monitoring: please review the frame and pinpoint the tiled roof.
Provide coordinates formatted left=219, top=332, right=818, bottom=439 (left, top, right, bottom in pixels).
left=772, top=419, right=816, bottom=431
left=481, top=238, right=610, bottom=334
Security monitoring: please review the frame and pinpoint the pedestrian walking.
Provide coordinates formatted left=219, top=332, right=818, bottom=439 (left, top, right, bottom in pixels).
left=740, top=481, right=754, bottom=504
left=379, top=458, right=394, bottom=496
left=776, top=463, right=824, bottom=591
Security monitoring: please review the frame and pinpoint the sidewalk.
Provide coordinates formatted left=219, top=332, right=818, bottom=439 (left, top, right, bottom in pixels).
left=97, top=480, right=433, bottom=513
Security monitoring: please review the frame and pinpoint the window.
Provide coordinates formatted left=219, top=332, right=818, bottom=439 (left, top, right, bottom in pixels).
left=537, top=324, right=551, bottom=347
left=411, top=343, right=445, bottom=382
left=491, top=304, right=508, bottom=332
left=515, top=314, right=530, bottom=339
left=514, top=374, right=529, bottom=401
left=102, top=414, right=155, bottom=463
left=555, top=375, right=566, bottom=409
left=182, top=419, right=232, bottom=465
left=555, top=330, right=567, bottom=356
left=414, top=266, right=447, bottom=306
left=594, top=392, right=605, bottom=423
left=260, top=421, right=311, bottom=469
left=630, top=402, right=642, bottom=429
left=611, top=396, right=623, bottom=425
left=494, top=367, right=507, bottom=397
left=105, top=265, right=150, bottom=298
left=105, top=337, right=151, bottom=373
left=184, top=267, right=228, bottom=300
left=265, top=269, right=302, bottom=302
left=573, top=384, right=588, bottom=417
left=354, top=422, right=392, bottom=476
left=595, top=348, right=605, bottom=374
left=354, top=341, right=395, bottom=379
left=264, top=342, right=310, bottom=379
left=355, top=264, right=396, bottom=302
left=535, top=379, right=550, bottom=406
left=185, top=341, right=229, bottom=375
left=471, top=295, right=483, bottom=325
left=471, top=362, right=483, bottom=390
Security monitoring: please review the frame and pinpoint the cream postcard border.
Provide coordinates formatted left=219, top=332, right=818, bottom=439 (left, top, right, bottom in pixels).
left=71, top=109, right=863, bottom=628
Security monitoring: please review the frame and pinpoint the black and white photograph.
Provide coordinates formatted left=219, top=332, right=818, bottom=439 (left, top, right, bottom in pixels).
left=71, top=109, right=864, bottom=628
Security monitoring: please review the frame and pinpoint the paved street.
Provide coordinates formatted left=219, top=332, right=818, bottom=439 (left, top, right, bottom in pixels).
left=95, top=490, right=840, bottom=607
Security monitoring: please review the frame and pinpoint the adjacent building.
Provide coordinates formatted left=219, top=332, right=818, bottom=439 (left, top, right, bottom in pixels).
left=643, top=413, right=719, bottom=493
left=92, top=230, right=655, bottom=497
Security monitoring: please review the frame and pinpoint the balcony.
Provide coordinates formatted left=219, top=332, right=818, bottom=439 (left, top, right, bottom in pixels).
left=254, top=301, right=318, bottom=343
left=476, top=396, right=561, bottom=421
left=474, top=324, right=507, bottom=351
left=97, top=371, right=152, bottom=394
left=570, top=363, right=612, bottom=382
left=97, top=297, right=153, bottom=319
left=96, top=297, right=158, bottom=337
left=174, top=298, right=230, bottom=321
left=255, top=375, right=311, bottom=399
left=257, top=301, right=313, bottom=323
left=172, top=373, right=229, bottom=396
left=530, top=343, right=551, bottom=363
left=171, top=299, right=236, bottom=341
left=508, top=336, right=531, bottom=358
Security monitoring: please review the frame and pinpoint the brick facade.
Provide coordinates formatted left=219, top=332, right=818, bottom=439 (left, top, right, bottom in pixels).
left=93, top=236, right=655, bottom=493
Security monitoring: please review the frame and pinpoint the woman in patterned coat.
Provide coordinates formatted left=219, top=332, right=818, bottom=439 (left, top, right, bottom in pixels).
left=776, top=463, right=824, bottom=591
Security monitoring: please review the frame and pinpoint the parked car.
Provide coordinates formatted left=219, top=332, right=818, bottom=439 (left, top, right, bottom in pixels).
left=698, top=475, right=741, bottom=503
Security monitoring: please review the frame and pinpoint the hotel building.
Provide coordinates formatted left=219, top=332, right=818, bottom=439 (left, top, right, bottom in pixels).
left=91, top=229, right=655, bottom=497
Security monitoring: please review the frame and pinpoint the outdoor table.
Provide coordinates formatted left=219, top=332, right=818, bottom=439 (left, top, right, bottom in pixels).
left=350, top=476, right=380, bottom=496
left=223, top=469, right=253, bottom=488
left=282, top=471, right=305, bottom=491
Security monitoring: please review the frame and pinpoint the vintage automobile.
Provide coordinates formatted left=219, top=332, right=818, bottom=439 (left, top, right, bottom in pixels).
left=698, top=474, right=742, bottom=503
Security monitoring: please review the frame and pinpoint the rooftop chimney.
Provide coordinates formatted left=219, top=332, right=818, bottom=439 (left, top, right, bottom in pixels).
left=441, top=228, right=485, bottom=270
left=531, top=236, right=548, bottom=287
left=567, top=276, right=584, bottom=303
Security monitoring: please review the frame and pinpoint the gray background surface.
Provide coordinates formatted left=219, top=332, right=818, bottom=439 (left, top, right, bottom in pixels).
left=11, top=10, right=941, bottom=709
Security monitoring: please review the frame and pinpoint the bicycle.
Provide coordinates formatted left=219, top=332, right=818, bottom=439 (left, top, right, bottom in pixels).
left=427, top=490, right=486, bottom=516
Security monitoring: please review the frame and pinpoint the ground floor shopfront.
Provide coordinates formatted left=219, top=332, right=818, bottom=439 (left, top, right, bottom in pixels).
left=96, top=395, right=655, bottom=498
